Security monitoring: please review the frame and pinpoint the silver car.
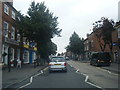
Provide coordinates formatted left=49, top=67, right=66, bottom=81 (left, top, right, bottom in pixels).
left=49, top=56, right=67, bottom=72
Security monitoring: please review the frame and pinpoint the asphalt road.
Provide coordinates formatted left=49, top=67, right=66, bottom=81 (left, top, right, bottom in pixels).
left=14, top=64, right=101, bottom=89
left=68, top=60, right=119, bottom=89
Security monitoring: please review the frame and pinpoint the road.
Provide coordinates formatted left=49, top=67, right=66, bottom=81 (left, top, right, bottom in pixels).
left=13, top=64, right=101, bottom=89
left=9, top=60, right=119, bottom=89
left=68, top=60, right=119, bottom=89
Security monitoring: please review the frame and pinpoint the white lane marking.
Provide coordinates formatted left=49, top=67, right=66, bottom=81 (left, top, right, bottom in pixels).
left=17, top=70, right=44, bottom=90
left=43, top=67, right=48, bottom=71
left=76, top=69, right=79, bottom=72
left=30, top=77, right=33, bottom=83
left=80, top=72, right=103, bottom=89
left=96, top=67, right=118, bottom=76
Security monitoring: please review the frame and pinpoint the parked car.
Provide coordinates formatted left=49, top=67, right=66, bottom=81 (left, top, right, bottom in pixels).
left=49, top=56, right=67, bottom=72
left=90, top=52, right=111, bottom=66
left=65, top=57, right=69, bottom=60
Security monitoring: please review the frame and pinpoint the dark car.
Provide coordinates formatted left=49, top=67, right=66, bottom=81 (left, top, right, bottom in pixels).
left=90, top=52, right=111, bottom=66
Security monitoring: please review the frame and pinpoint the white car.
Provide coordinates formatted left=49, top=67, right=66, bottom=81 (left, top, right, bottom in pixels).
left=49, top=56, right=67, bottom=72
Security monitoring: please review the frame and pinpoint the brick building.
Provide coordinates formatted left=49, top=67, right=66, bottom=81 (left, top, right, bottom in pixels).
left=84, top=28, right=119, bottom=62
left=1, top=1, right=37, bottom=66
left=1, top=1, right=21, bottom=66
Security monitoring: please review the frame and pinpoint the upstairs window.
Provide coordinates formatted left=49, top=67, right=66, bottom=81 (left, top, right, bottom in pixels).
left=12, top=10, right=15, bottom=20
left=3, top=21, right=8, bottom=37
left=11, top=26, right=15, bottom=39
left=4, top=4, right=9, bottom=15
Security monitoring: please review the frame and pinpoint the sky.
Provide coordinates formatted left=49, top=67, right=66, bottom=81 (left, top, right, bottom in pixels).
left=13, top=0, right=120, bottom=53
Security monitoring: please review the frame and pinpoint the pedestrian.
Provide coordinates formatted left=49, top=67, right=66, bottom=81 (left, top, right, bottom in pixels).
left=17, top=59, right=21, bottom=68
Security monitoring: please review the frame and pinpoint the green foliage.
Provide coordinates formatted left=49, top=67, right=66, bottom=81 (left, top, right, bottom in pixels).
left=66, top=32, right=84, bottom=55
left=25, top=1, right=61, bottom=43
left=93, top=17, right=115, bottom=52
left=39, top=41, right=57, bottom=58
left=15, top=1, right=61, bottom=59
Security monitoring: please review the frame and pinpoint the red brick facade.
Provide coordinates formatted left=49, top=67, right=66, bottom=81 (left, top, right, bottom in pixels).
left=84, top=28, right=119, bottom=62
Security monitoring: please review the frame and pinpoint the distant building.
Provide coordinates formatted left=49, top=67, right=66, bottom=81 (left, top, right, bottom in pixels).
left=118, top=1, right=120, bottom=21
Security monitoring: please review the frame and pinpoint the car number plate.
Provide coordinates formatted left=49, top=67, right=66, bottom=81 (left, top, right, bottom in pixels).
left=54, top=64, right=61, bottom=65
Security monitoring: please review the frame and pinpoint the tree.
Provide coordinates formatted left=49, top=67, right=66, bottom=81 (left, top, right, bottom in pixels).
left=93, top=17, right=115, bottom=61
left=66, top=32, right=84, bottom=60
left=16, top=1, right=61, bottom=62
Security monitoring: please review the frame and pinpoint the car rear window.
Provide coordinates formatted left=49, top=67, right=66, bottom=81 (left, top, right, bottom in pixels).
left=91, top=53, right=111, bottom=60
left=51, top=57, right=65, bottom=62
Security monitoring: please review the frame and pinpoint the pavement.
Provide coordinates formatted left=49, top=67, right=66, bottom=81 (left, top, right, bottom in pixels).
left=77, top=60, right=120, bottom=74
left=2, top=63, right=48, bottom=88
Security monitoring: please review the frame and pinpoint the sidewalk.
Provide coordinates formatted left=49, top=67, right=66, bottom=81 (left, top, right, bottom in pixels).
left=75, top=60, right=120, bottom=74
left=2, top=64, right=48, bottom=88
left=101, top=63, right=120, bottom=74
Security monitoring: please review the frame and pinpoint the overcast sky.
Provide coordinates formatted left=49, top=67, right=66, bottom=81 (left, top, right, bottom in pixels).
left=14, top=0, right=119, bottom=53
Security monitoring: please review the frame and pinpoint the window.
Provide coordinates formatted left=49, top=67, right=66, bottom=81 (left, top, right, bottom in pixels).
left=10, top=48, right=14, bottom=60
left=23, top=50, right=29, bottom=63
left=118, top=27, right=120, bottom=38
left=3, top=21, right=8, bottom=37
left=4, top=4, right=9, bottom=15
left=17, top=33, right=20, bottom=42
left=11, top=26, right=15, bottom=39
left=12, top=10, right=15, bottom=20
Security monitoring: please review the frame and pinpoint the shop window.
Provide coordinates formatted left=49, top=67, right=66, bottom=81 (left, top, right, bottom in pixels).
left=10, top=48, right=14, bottom=61
left=23, top=50, right=29, bottom=63
left=17, top=33, right=20, bottom=42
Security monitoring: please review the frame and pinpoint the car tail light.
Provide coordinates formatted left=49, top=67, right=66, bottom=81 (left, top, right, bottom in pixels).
left=49, top=63, right=52, bottom=66
left=64, top=63, right=67, bottom=66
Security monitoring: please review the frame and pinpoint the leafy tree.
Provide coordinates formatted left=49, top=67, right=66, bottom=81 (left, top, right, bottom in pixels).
left=66, top=32, right=84, bottom=60
left=16, top=1, right=61, bottom=62
left=93, top=17, right=115, bottom=61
